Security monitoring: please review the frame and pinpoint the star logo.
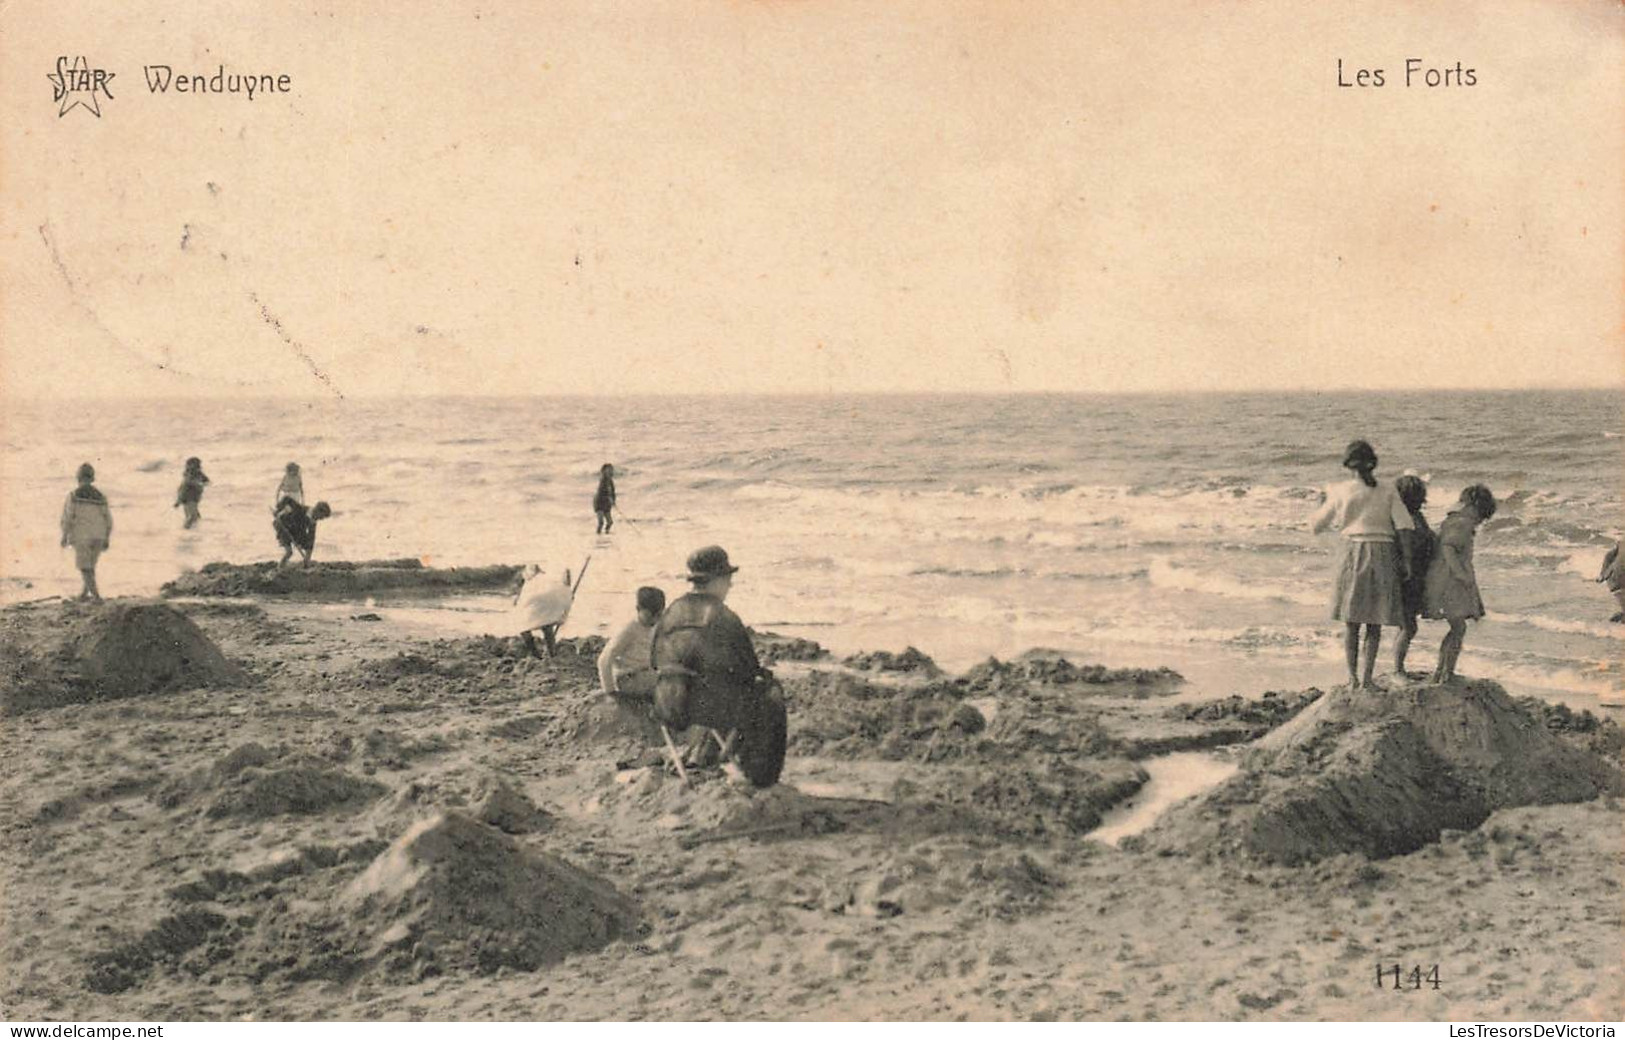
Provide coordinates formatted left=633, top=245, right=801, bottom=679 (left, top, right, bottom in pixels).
left=48, top=56, right=115, bottom=118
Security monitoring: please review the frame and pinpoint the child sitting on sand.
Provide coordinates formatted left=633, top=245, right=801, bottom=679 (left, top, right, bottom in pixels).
left=1391, top=472, right=1434, bottom=679
left=273, top=497, right=332, bottom=566
left=174, top=457, right=210, bottom=529
left=1422, top=484, right=1496, bottom=684
left=1599, top=539, right=1624, bottom=623
left=60, top=463, right=112, bottom=601
left=598, top=586, right=666, bottom=699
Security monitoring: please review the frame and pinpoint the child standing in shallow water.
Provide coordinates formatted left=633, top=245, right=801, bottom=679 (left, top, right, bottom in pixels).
left=1422, top=484, right=1497, bottom=684
left=175, top=457, right=210, bottom=528
left=60, top=463, right=113, bottom=601
left=593, top=464, right=617, bottom=535
left=1598, top=539, right=1624, bottom=623
left=275, top=462, right=304, bottom=509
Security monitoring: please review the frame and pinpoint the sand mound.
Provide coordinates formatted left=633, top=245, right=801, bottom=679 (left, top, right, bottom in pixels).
left=1517, top=697, right=1625, bottom=762
left=160, top=559, right=521, bottom=599
left=961, top=651, right=1184, bottom=696
left=898, top=757, right=1147, bottom=837
left=334, top=635, right=600, bottom=706
left=754, top=631, right=831, bottom=665
left=207, top=761, right=387, bottom=819
left=1146, top=680, right=1625, bottom=864
left=1, top=600, right=243, bottom=713
left=156, top=744, right=386, bottom=818
left=475, top=778, right=553, bottom=834
left=343, top=811, right=639, bottom=976
left=783, top=670, right=989, bottom=761
left=84, top=909, right=236, bottom=994
left=842, top=647, right=943, bottom=676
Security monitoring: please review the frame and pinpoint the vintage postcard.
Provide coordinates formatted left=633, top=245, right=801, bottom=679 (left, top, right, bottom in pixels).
left=1, top=0, right=1621, bottom=1026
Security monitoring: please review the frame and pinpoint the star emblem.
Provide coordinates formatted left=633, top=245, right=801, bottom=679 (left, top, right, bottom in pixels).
left=48, top=56, right=115, bottom=118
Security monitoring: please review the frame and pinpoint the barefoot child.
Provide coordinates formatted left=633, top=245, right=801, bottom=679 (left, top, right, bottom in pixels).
left=594, top=464, right=617, bottom=535
left=275, top=462, right=305, bottom=508
left=1392, top=472, right=1434, bottom=679
left=273, top=499, right=332, bottom=566
left=1423, top=484, right=1496, bottom=683
left=174, top=457, right=210, bottom=528
left=1310, top=440, right=1415, bottom=689
left=60, top=463, right=112, bottom=601
left=514, top=564, right=577, bottom=658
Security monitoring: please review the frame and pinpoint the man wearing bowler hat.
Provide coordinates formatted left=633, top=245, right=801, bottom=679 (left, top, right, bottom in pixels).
left=650, top=545, right=787, bottom=786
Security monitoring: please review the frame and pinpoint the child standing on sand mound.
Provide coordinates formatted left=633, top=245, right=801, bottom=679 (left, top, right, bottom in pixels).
left=1391, top=472, right=1435, bottom=680
left=1311, top=440, right=1416, bottom=690
left=1423, top=483, right=1496, bottom=684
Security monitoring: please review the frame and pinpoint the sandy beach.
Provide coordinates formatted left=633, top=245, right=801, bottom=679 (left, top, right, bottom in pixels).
left=2, top=567, right=1620, bottom=1022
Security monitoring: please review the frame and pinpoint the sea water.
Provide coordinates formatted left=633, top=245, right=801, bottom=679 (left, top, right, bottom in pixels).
left=3, top=390, right=1619, bottom=709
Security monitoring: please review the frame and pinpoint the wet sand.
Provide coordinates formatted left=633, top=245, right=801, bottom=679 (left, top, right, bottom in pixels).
left=1, top=589, right=1620, bottom=1021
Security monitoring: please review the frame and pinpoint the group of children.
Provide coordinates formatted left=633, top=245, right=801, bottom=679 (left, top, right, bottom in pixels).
left=57, top=459, right=333, bottom=601
left=1312, top=437, right=1524, bottom=690
left=1312, top=440, right=1500, bottom=688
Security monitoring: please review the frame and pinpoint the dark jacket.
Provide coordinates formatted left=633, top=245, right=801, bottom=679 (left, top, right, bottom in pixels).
left=273, top=497, right=318, bottom=553
left=650, top=591, right=763, bottom=730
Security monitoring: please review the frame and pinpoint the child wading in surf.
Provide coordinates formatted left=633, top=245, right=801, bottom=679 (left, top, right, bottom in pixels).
left=175, top=457, right=210, bottom=528
left=593, top=464, right=617, bottom=535
left=275, top=462, right=305, bottom=508
left=1422, top=484, right=1496, bottom=684
left=1391, top=472, right=1434, bottom=679
left=61, top=463, right=113, bottom=601
left=1598, top=539, right=1624, bottom=623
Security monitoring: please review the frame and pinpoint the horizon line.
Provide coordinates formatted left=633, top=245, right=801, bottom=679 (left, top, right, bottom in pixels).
left=4, top=385, right=1623, bottom=404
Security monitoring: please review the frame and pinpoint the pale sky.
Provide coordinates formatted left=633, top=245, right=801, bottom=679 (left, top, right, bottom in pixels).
left=2, top=0, right=1621, bottom=397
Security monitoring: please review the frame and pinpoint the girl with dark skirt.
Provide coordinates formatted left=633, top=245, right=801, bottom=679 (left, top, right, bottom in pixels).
left=1311, top=440, right=1415, bottom=689
left=1391, top=472, right=1434, bottom=679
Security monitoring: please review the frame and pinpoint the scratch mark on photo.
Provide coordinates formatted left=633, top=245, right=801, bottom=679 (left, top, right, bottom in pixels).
left=248, top=291, right=345, bottom=398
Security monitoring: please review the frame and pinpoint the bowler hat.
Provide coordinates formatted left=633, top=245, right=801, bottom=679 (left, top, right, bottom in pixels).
left=685, top=545, right=739, bottom=582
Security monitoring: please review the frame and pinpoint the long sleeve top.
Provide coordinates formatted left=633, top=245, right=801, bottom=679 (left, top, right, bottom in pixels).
left=1310, top=478, right=1414, bottom=541
left=62, top=486, right=113, bottom=545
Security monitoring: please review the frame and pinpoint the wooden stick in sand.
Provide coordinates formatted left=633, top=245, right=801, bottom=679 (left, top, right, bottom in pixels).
left=660, top=725, right=690, bottom=785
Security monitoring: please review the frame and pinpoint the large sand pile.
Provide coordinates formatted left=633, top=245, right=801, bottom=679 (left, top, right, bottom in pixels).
left=343, top=811, right=639, bottom=976
left=1, top=600, right=242, bottom=713
left=1145, top=679, right=1625, bottom=864
left=160, top=559, right=522, bottom=598
left=155, top=743, right=387, bottom=818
